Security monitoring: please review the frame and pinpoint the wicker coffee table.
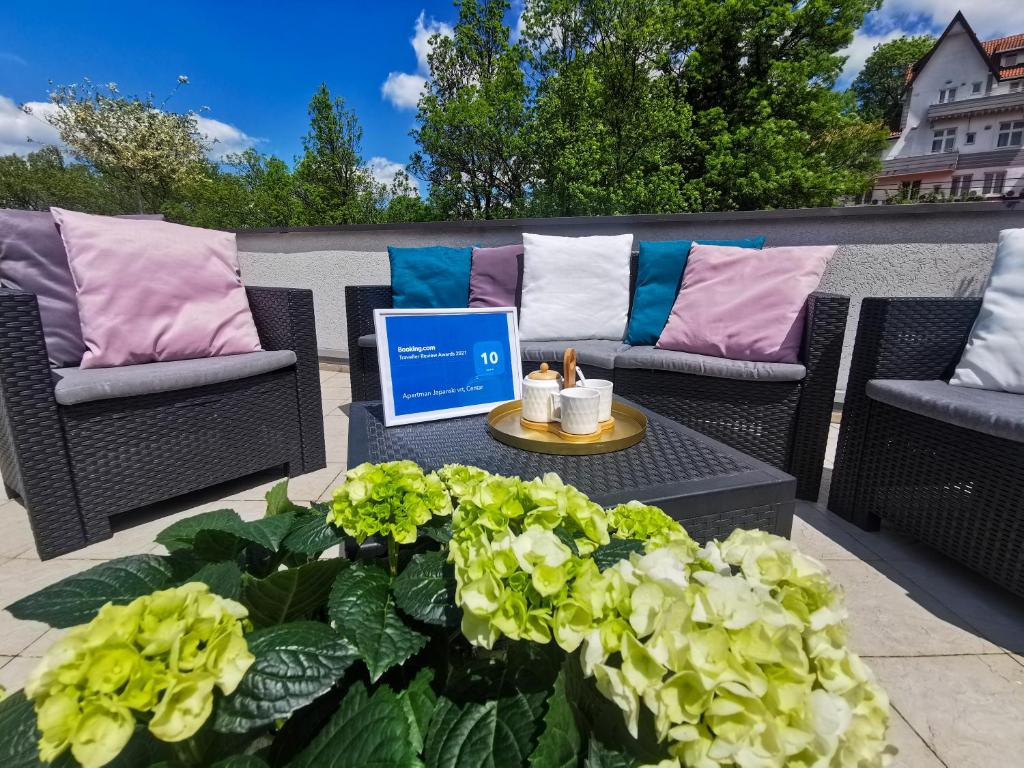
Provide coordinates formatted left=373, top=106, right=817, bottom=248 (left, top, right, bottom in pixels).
left=348, top=398, right=795, bottom=542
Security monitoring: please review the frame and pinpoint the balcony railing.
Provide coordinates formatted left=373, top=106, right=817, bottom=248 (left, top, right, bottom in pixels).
left=881, top=151, right=959, bottom=176
left=928, top=91, right=1024, bottom=120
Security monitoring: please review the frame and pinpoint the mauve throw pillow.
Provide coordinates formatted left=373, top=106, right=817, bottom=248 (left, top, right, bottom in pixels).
left=469, top=244, right=523, bottom=308
left=50, top=208, right=261, bottom=369
left=0, top=209, right=162, bottom=366
left=657, top=244, right=836, bottom=363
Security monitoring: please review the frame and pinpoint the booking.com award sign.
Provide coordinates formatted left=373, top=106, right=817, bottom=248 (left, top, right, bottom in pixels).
left=373, top=308, right=523, bottom=426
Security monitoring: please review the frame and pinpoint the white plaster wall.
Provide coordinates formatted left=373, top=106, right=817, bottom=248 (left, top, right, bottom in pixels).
left=238, top=202, right=1024, bottom=398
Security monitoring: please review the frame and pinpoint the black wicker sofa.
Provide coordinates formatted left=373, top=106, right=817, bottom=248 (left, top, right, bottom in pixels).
left=0, top=286, right=326, bottom=560
left=345, top=271, right=848, bottom=502
left=829, top=297, right=1024, bottom=597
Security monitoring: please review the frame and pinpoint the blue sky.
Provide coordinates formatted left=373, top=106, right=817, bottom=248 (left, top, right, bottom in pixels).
left=2, top=0, right=1023, bottom=188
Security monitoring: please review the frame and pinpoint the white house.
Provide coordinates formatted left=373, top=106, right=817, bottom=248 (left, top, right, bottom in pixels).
left=863, top=12, right=1024, bottom=203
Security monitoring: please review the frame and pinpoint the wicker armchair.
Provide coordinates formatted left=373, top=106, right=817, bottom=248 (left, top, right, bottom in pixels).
left=0, top=286, right=326, bottom=560
left=345, top=285, right=847, bottom=501
left=828, top=297, right=1024, bottom=597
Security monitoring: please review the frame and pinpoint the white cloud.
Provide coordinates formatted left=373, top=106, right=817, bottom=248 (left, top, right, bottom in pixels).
left=382, top=11, right=454, bottom=110
left=839, top=1, right=1024, bottom=86
left=367, top=156, right=406, bottom=187
left=193, top=114, right=260, bottom=161
left=0, top=96, right=61, bottom=156
left=838, top=30, right=905, bottom=86
left=381, top=72, right=428, bottom=110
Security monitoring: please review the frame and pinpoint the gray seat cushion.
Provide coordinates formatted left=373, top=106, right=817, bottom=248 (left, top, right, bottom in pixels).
left=53, top=350, right=297, bottom=406
left=520, top=340, right=628, bottom=370
left=867, top=379, right=1024, bottom=443
left=615, top=346, right=806, bottom=382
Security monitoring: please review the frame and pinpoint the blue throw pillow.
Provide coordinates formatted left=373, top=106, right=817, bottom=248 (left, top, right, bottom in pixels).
left=389, top=245, right=474, bottom=309
left=624, top=236, right=766, bottom=346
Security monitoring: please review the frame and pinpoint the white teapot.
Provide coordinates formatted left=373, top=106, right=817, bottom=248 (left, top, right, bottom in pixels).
left=521, top=363, right=562, bottom=423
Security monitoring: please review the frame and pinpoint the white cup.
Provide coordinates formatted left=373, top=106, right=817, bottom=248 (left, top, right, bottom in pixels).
left=550, top=388, right=601, bottom=435
left=581, top=378, right=613, bottom=422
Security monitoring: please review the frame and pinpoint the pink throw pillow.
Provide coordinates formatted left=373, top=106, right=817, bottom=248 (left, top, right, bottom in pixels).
left=51, top=208, right=261, bottom=369
left=656, top=244, right=836, bottom=363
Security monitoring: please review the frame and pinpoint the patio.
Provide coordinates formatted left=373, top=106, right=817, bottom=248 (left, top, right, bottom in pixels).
left=0, top=363, right=1021, bottom=766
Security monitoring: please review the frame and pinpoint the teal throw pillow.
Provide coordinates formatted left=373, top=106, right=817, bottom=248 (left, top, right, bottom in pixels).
left=624, top=236, right=766, bottom=346
left=388, top=245, right=474, bottom=309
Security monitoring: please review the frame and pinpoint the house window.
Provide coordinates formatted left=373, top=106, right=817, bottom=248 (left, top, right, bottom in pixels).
left=966, top=132, right=976, bottom=145
left=983, top=171, right=1006, bottom=194
left=931, top=128, right=956, bottom=153
left=997, top=120, right=1024, bottom=147
left=951, top=174, right=973, bottom=199
left=972, top=81, right=983, bottom=94
left=1006, top=53, right=1020, bottom=67
left=900, top=180, right=922, bottom=200
left=938, top=87, right=957, bottom=103
left=987, top=75, right=995, bottom=93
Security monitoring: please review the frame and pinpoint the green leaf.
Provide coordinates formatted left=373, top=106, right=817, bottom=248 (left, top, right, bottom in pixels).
left=214, top=621, right=358, bottom=734
left=419, top=518, right=452, bottom=544
left=398, top=669, right=436, bottom=754
left=265, top=480, right=303, bottom=518
left=282, top=507, right=347, bottom=556
left=156, top=509, right=295, bottom=554
left=242, top=559, right=347, bottom=628
left=528, top=670, right=581, bottom=768
left=211, top=757, right=270, bottom=768
left=553, top=527, right=580, bottom=557
left=0, top=691, right=42, bottom=767
left=288, top=682, right=421, bottom=768
left=327, top=562, right=428, bottom=681
left=188, top=561, right=243, bottom=600
left=591, top=539, right=645, bottom=571
left=423, top=694, right=538, bottom=768
left=584, top=740, right=635, bottom=768
left=5, top=555, right=180, bottom=628
left=392, top=551, right=460, bottom=627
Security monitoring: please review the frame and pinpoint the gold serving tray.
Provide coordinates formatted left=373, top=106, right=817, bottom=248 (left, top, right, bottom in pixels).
left=488, top=399, right=648, bottom=455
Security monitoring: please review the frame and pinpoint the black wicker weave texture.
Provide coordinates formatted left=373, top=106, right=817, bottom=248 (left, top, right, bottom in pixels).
left=0, top=285, right=326, bottom=560
left=349, top=400, right=795, bottom=542
left=826, top=297, right=1024, bottom=597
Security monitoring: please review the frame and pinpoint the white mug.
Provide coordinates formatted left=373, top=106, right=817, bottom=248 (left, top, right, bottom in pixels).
left=581, top=378, right=613, bottom=422
left=550, top=388, right=601, bottom=435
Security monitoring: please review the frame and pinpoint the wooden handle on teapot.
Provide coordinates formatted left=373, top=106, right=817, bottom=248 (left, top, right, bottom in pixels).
left=563, top=348, right=577, bottom=388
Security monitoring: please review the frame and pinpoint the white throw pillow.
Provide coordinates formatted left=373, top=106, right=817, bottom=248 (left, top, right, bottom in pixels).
left=951, top=228, right=1024, bottom=393
left=519, top=233, right=633, bottom=341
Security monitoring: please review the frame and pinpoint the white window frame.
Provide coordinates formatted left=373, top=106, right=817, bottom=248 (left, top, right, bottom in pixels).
left=951, top=174, right=973, bottom=199
left=965, top=132, right=976, bottom=145
left=931, top=127, right=956, bottom=153
left=997, top=120, right=1024, bottom=148
left=983, top=171, right=1006, bottom=195
left=938, top=87, right=957, bottom=103
left=972, top=81, right=983, bottom=94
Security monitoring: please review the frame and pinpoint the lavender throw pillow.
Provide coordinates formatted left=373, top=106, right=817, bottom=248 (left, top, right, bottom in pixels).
left=657, top=244, right=835, bottom=363
left=0, top=209, right=162, bottom=366
left=51, top=208, right=261, bottom=369
left=469, top=244, right=523, bottom=308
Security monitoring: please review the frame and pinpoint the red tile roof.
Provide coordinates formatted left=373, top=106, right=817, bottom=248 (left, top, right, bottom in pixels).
left=982, top=33, right=1024, bottom=80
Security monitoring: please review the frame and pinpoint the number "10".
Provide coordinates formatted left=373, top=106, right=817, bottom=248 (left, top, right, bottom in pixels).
left=480, top=351, right=499, bottom=365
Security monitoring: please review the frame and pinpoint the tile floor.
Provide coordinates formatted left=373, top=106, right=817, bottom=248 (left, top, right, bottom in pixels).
left=1, top=366, right=1022, bottom=767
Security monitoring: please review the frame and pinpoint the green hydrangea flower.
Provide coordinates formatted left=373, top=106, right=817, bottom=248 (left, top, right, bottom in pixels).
left=607, top=501, right=697, bottom=553
left=328, top=461, right=453, bottom=544
left=25, top=583, right=254, bottom=768
left=578, top=532, right=893, bottom=767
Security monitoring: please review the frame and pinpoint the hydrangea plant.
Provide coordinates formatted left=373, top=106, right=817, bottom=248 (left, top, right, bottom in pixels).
left=25, top=583, right=253, bottom=768
left=0, top=462, right=891, bottom=768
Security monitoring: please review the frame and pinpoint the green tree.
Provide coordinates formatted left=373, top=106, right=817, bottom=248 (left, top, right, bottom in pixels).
left=43, top=78, right=209, bottom=213
left=410, top=0, right=532, bottom=219
left=851, top=34, right=935, bottom=131
left=293, top=84, right=384, bottom=224
left=0, top=146, right=121, bottom=212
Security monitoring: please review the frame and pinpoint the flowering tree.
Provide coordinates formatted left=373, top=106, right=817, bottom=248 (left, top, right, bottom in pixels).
left=43, top=78, right=209, bottom=213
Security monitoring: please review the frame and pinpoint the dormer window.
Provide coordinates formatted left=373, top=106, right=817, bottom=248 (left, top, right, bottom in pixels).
left=1006, top=52, right=1020, bottom=66
left=938, top=87, right=957, bottom=103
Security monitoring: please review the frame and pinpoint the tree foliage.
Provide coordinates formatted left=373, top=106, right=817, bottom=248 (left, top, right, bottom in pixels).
left=851, top=34, right=935, bottom=131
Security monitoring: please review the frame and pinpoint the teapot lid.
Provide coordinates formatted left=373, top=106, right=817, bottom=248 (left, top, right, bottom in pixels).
left=527, top=363, right=560, bottom=381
